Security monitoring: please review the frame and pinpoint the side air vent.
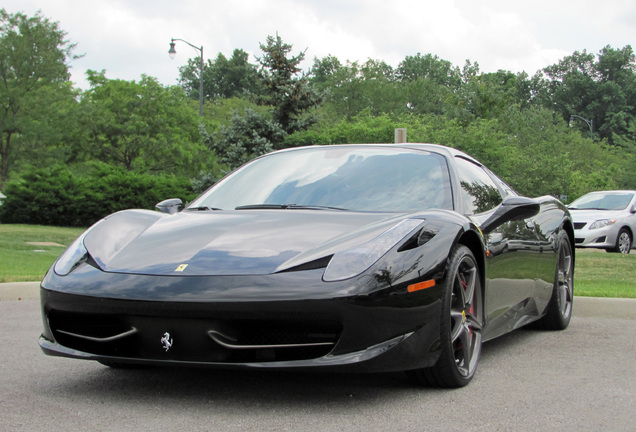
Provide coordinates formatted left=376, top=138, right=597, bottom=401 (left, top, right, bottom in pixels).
left=206, top=320, right=342, bottom=362
left=398, top=227, right=438, bottom=252
left=278, top=255, right=333, bottom=273
left=48, top=310, right=138, bottom=357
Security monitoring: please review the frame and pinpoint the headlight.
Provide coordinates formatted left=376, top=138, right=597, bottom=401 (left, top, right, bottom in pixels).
left=54, top=232, right=89, bottom=276
left=54, top=219, right=104, bottom=276
left=589, top=219, right=617, bottom=230
left=323, top=219, right=424, bottom=282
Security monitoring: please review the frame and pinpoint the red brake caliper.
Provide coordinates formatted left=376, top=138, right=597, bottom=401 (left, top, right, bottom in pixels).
left=459, top=273, right=473, bottom=336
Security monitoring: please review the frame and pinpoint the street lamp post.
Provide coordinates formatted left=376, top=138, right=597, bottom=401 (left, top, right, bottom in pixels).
left=169, top=38, right=204, bottom=116
left=570, top=115, right=593, bottom=140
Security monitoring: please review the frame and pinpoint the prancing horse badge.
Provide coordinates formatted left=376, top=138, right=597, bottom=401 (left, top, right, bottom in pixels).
left=161, top=332, right=173, bottom=352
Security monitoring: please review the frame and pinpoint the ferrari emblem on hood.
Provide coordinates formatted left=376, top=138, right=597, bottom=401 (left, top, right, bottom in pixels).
left=175, top=264, right=188, bottom=272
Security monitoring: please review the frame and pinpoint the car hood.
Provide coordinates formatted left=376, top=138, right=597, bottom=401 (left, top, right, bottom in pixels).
left=83, top=209, right=413, bottom=276
left=569, top=208, right=624, bottom=223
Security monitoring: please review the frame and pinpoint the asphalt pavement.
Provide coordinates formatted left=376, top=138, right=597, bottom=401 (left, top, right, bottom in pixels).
left=2, top=298, right=635, bottom=432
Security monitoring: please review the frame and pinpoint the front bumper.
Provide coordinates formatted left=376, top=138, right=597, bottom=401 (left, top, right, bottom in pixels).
left=39, top=265, right=445, bottom=373
left=574, top=225, right=619, bottom=249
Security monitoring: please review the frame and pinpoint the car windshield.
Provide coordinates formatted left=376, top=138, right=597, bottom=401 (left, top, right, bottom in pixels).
left=190, top=146, right=453, bottom=212
left=569, top=192, right=634, bottom=210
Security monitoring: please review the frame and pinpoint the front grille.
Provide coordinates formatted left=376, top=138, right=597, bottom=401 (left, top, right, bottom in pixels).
left=214, top=322, right=338, bottom=347
left=48, top=310, right=342, bottom=363
left=50, top=310, right=131, bottom=339
left=574, top=222, right=587, bottom=230
left=49, top=311, right=138, bottom=357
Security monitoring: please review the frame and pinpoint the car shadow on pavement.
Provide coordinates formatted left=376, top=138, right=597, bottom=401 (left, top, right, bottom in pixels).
left=34, top=326, right=542, bottom=410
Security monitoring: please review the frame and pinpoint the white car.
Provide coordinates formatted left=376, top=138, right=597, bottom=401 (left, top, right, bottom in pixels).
left=569, top=190, right=636, bottom=254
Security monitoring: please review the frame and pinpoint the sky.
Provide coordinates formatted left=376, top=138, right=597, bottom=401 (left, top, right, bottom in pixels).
left=5, top=0, right=636, bottom=89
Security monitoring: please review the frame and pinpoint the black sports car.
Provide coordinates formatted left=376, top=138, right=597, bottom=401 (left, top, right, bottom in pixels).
left=40, top=143, right=575, bottom=387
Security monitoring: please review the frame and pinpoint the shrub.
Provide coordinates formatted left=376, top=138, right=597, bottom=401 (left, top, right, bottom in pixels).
left=0, top=164, right=197, bottom=227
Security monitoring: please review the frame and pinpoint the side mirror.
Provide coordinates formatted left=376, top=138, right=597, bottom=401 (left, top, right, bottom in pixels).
left=155, top=198, right=183, bottom=214
left=481, top=196, right=540, bottom=235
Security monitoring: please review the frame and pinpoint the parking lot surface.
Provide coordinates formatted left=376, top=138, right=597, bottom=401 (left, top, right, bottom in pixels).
left=1, top=299, right=635, bottom=431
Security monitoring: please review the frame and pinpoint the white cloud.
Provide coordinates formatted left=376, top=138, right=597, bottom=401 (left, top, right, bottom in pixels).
left=4, top=0, right=634, bottom=89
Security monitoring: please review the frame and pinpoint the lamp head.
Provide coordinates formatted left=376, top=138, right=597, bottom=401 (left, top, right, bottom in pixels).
left=168, top=40, right=177, bottom=59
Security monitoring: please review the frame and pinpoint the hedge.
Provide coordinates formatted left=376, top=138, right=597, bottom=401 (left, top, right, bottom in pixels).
left=0, top=164, right=198, bottom=227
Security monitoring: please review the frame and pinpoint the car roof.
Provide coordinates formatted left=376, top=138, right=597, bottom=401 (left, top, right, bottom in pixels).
left=584, top=190, right=636, bottom=195
left=269, top=143, right=481, bottom=165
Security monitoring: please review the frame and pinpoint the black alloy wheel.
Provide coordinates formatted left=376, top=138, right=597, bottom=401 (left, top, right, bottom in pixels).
left=410, top=244, right=483, bottom=388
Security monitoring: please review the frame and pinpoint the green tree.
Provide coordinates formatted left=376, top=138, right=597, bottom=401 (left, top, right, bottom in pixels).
left=80, top=71, right=204, bottom=176
left=397, top=53, right=461, bottom=87
left=459, top=70, right=533, bottom=120
left=287, top=110, right=399, bottom=146
left=205, top=108, right=286, bottom=168
left=538, top=45, right=636, bottom=144
left=309, top=54, right=342, bottom=85
left=310, top=57, right=365, bottom=121
left=10, top=82, right=82, bottom=173
left=179, top=49, right=263, bottom=101
left=0, top=9, right=78, bottom=190
left=310, top=57, right=402, bottom=120
left=258, top=34, right=322, bottom=133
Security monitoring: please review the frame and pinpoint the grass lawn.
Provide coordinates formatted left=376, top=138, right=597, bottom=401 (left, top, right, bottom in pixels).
left=0, top=224, right=85, bottom=283
left=575, top=248, right=636, bottom=298
left=0, top=224, right=634, bottom=298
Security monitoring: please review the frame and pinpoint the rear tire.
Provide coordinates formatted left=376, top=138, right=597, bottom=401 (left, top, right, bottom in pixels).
left=536, top=230, right=574, bottom=330
left=409, top=245, right=483, bottom=388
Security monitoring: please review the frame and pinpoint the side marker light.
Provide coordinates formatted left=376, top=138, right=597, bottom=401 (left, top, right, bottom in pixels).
left=407, top=279, right=436, bottom=293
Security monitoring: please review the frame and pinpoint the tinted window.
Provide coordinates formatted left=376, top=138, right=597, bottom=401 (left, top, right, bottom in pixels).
left=454, top=157, right=503, bottom=214
left=191, top=147, right=453, bottom=212
left=490, top=173, right=517, bottom=198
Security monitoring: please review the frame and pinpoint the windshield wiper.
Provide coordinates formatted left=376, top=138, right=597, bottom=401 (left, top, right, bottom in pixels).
left=235, top=204, right=348, bottom=211
left=186, top=206, right=223, bottom=211
left=287, top=204, right=349, bottom=211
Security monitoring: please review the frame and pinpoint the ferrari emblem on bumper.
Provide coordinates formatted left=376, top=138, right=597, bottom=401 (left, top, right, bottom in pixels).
left=161, top=332, right=173, bottom=351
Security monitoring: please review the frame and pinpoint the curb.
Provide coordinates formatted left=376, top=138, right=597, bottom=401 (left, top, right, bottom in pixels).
left=572, top=296, right=635, bottom=320
left=1, top=282, right=40, bottom=301
left=1, top=282, right=634, bottom=320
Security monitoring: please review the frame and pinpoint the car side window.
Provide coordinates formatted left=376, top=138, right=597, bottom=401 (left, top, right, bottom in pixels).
left=490, top=172, right=517, bottom=198
left=454, top=156, right=503, bottom=215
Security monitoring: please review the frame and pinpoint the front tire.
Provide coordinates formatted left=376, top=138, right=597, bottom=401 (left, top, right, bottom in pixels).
left=611, top=228, right=632, bottom=254
left=409, top=245, right=483, bottom=388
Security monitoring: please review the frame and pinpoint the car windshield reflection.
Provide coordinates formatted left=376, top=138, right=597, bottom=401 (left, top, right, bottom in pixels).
left=190, top=146, right=454, bottom=213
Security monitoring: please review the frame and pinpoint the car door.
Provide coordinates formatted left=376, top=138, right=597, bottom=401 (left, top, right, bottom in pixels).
left=453, top=156, right=541, bottom=340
